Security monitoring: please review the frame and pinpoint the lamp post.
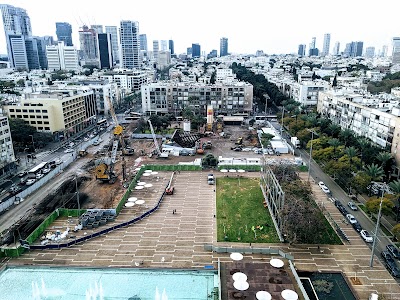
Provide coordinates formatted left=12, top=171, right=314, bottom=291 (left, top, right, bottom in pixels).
left=75, top=175, right=80, bottom=212
left=369, top=185, right=385, bottom=267
left=29, top=135, right=35, bottom=152
left=307, top=128, right=318, bottom=182
left=280, top=106, right=285, bottom=136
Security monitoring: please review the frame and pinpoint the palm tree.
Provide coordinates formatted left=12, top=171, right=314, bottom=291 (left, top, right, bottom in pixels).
left=328, top=138, right=341, bottom=158
left=363, top=163, right=384, bottom=182
left=328, top=124, right=341, bottom=138
left=345, top=146, right=359, bottom=165
left=377, top=152, right=393, bottom=181
left=339, top=128, right=355, bottom=147
left=389, top=180, right=400, bottom=194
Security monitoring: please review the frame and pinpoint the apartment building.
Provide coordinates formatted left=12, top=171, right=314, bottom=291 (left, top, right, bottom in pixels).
left=100, top=70, right=150, bottom=92
left=46, top=41, right=79, bottom=71
left=317, top=90, right=400, bottom=163
left=141, top=81, right=253, bottom=116
left=0, top=116, right=16, bottom=178
left=3, top=88, right=96, bottom=141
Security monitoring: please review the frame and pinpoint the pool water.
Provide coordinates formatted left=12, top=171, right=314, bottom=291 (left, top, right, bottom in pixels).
left=0, top=266, right=218, bottom=300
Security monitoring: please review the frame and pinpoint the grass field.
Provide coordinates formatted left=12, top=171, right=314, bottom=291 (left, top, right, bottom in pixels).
left=216, top=177, right=280, bottom=243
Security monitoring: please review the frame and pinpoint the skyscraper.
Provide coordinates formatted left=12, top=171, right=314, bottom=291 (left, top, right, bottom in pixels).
left=120, top=20, right=140, bottom=69
left=310, top=37, right=316, bottom=50
left=91, top=25, right=103, bottom=34
left=353, top=41, right=363, bottom=57
left=365, top=47, right=375, bottom=58
left=309, top=37, right=318, bottom=56
left=192, top=43, right=201, bottom=58
left=332, top=42, right=340, bottom=56
left=169, top=40, right=174, bottom=55
left=105, top=26, right=119, bottom=64
left=79, top=25, right=98, bottom=61
left=152, top=40, right=159, bottom=60
left=0, top=4, right=32, bottom=69
left=46, top=41, right=79, bottom=71
left=160, top=40, right=168, bottom=51
left=392, top=38, right=400, bottom=64
left=381, top=45, right=388, bottom=57
left=220, top=37, right=228, bottom=57
left=297, top=44, right=306, bottom=56
left=56, top=22, right=73, bottom=46
left=97, top=33, right=113, bottom=69
left=139, top=34, right=148, bottom=51
left=322, top=33, right=330, bottom=56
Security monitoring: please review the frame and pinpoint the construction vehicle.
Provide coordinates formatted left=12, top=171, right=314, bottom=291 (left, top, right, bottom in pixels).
left=95, top=157, right=117, bottom=184
left=203, top=141, right=212, bottom=149
left=196, top=140, right=204, bottom=154
left=235, top=137, right=243, bottom=145
left=78, top=150, right=88, bottom=157
left=148, top=120, right=168, bottom=159
left=165, top=172, right=175, bottom=195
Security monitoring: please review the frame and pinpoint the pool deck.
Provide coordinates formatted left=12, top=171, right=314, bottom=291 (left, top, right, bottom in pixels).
left=6, top=171, right=400, bottom=300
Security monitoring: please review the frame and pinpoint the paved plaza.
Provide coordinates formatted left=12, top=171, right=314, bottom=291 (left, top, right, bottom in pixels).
left=6, top=170, right=400, bottom=299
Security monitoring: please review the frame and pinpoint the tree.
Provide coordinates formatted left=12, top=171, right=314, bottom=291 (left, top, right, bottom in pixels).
left=202, top=154, right=217, bottom=167
left=377, top=152, right=393, bottom=180
left=389, top=180, right=400, bottom=194
left=392, top=224, right=400, bottom=241
left=328, top=138, right=341, bottom=158
left=16, top=79, right=25, bottom=87
left=366, top=196, right=395, bottom=215
left=357, top=138, right=370, bottom=164
left=352, top=171, right=371, bottom=195
left=363, top=164, right=384, bottom=182
left=339, top=128, right=355, bottom=147
left=345, top=146, right=359, bottom=166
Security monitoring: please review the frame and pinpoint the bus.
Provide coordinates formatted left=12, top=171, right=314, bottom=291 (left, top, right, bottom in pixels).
left=28, top=162, right=48, bottom=178
left=125, top=112, right=142, bottom=121
left=254, top=115, right=278, bottom=124
left=96, top=119, right=108, bottom=127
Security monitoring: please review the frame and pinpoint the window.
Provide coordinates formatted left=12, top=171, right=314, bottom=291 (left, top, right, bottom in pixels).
left=42, top=110, right=48, bottom=113
left=9, top=109, right=14, bottom=112
left=43, top=116, right=48, bottom=119
left=23, top=115, right=29, bottom=118
left=44, top=127, right=50, bottom=130
left=36, top=115, right=41, bottom=118
left=22, top=109, right=27, bottom=113
left=35, top=110, right=40, bottom=113
left=31, top=121, right=36, bottom=124
left=44, top=121, right=49, bottom=124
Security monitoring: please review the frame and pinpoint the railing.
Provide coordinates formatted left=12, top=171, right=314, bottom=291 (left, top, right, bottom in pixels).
left=288, top=260, right=310, bottom=300
left=203, top=244, right=294, bottom=260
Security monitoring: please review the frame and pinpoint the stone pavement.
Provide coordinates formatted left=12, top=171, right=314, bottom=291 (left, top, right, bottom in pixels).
left=6, top=171, right=400, bottom=299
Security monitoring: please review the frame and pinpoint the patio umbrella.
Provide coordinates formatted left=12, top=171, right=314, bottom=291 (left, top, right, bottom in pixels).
left=270, top=258, right=284, bottom=268
left=220, top=169, right=228, bottom=173
left=144, top=183, right=153, bottom=188
left=125, top=202, right=135, bottom=207
left=144, top=170, right=153, bottom=173
left=237, top=169, right=245, bottom=173
left=151, top=171, right=159, bottom=175
left=135, top=200, right=145, bottom=205
left=135, top=186, right=144, bottom=190
left=233, top=280, right=249, bottom=291
left=127, top=197, right=137, bottom=202
left=143, top=173, right=151, bottom=177
left=230, top=252, right=243, bottom=261
left=229, top=169, right=237, bottom=173
left=232, top=272, right=247, bottom=281
left=137, top=182, right=146, bottom=186
left=256, top=291, right=272, bottom=300
left=281, top=289, right=298, bottom=300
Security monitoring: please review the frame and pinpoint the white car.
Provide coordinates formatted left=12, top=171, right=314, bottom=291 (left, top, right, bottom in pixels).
left=346, top=214, right=357, bottom=224
left=360, top=230, right=373, bottom=243
left=42, top=168, right=50, bottom=174
left=36, top=173, right=44, bottom=179
left=318, top=181, right=331, bottom=194
left=64, top=148, right=74, bottom=153
left=26, top=178, right=36, bottom=185
left=55, top=159, right=63, bottom=165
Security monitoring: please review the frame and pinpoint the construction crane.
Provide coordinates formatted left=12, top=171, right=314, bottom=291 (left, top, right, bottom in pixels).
left=148, top=120, right=168, bottom=158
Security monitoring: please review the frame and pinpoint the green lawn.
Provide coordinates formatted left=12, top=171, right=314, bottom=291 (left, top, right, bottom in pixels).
left=216, top=177, right=280, bottom=243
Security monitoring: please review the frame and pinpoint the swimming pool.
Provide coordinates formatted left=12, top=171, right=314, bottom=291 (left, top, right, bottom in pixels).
left=0, top=266, right=218, bottom=300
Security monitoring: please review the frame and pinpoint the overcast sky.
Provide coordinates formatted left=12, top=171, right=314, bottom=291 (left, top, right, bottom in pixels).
left=1, top=0, right=399, bottom=56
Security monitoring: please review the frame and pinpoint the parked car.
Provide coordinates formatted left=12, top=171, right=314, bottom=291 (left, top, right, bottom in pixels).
left=42, top=168, right=51, bottom=174
left=347, top=201, right=358, bottom=211
left=13, top=196, right=24, bottom=205
left=318, top=181, right=331, bottom=194
left=386, top=260, right=400, bottom=278
left=26, top=178, right=36, bottom=186
left=386, top=245, right=400, bottom=259
left=36, top=173, right=44, bottom=179
left=18, top=171, right=28, bottom=178
left=346, top=214, right=357, bottom=224
left=352, top=222, right=363, bottom=233
left=207, top=174, right=215, bottom=185
left=338, top=204, right=349, bottom=216
left=381, top=250, right=396, bottom=265
left=360, top=230, right=373, bottom=243
left=9, top=186, right=22, bottom=195
left=64, top=148, right=74, bottom=153
left=55, top=159, right=63, bottom=165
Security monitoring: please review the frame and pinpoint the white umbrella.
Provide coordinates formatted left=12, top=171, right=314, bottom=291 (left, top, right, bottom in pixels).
left=144, top=170, right=153, bottom=173
left=270, top=258, right=284, bottom=268
left=232, top=272, right=247, bottom=281
left=137, top=182, right=146, bottom=186
left=233, top=280, right=249, bottom=291
left=143, top=173, right=151, bottom=177
left=135, top=186, right=144, bottom=190
left=230, top=252, right=243, bottom=261
left=144, top=183, right=153, bottom=188
left=281, top=289, right=298, bottom=300
left=151, top=171, right=159, bottom=175
left=127, top=197, right=137, bottom=202
left=256, top=291, right=272, bottom=300
left=220, top=169, right=228, bottom=173
left=125, top=202, right=135, bottom=207
left=229, top=169, right=237, bottom=173
left=237, top=169, right=245, bottom=173
left=135, top=200, right=145, bottom=205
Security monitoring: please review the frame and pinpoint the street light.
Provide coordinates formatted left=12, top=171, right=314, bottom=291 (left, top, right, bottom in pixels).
left=307, top=128, right=318, bottom=182
left=29, top=135, right=35, bottom=152
left=280, top=106, right=285, bottom=136
left=369, top=185, right=385, bottom=267
left=75, top=175, right=80, bottom=212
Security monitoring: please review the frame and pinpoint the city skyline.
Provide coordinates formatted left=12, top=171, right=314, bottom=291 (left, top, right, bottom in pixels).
left=0, top=0, right=399, bottom=56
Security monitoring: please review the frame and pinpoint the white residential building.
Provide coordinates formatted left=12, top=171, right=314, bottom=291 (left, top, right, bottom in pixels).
left=100, top=70, right=150, bottom=92
left=158, top=51, right=171, bottom=69
left=317, top=90, right=400, bottom=163
left=141, top=81, right=253, bottom=116
left=216, top=68, right=236, bottom=83
left=0, top=116, right=16, bottom=177
left=46, top=41, right=79, bottom=72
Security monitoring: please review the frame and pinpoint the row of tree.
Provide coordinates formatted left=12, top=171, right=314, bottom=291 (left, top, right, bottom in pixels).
left=368, top=71, right=400, bottom=94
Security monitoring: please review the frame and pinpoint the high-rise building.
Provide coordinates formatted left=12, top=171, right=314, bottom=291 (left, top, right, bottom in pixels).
left=365, top=47, right=375, bottom=58
left=25, top=37, right=40, bottom=70
left=120, top=20, right=140, bottom=69
left=0, top=4, right=32, bottom=69
left=140, top=34, right=148, bottom=51
left=310, top=37, right=316, bottom=50
left=381, top=45, right=388, bottom=58
left=220, top=37, right=228, bottom=57
left=322, top=33, right=330, bottom=56
left=309, top=37, right=318, bottom=56
left=91, top=25, right=103, bottom=34
left=353, top=41, right=363, bottom=57
left=35, top=37, right=49, bottom=69
left=332, top=42, right=340, bottom=56
left=160, top=40, right=168, bottom=51
left=158, top=50, right=171, bottom=69
left=56, top=22, right=73, bottom=46
left=297, top=44, right=306, bottom=56
left=105, top=26, right=119, bottom=64
left=192, top=43, right=201, bottom=58
left=168, top=40, right=174, bottom=55
left=152, top=40, right=159, bottom=60
left=187, top=47, right=192, bottom=56
left=392, top=38, right=400, bottom=64
left=79, top=25, right=98, bottom=61
left=97, top=33, right=113, bottom=69
left=46, top=41, right=79, bottom=71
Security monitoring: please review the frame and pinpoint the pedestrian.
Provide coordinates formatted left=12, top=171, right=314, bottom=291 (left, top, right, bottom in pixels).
left=172, top=210, right=175, bottom=215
